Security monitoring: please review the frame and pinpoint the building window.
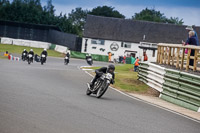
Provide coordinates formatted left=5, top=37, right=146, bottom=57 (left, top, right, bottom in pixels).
left=91, top=39, right=105, bottom=45
left=122, top=42, right=131, bottom=48
left=152, top=50, right=155, bottom=57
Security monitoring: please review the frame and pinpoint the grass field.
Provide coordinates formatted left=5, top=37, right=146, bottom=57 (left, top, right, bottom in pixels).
left=0, top=44, right=64, bottom=57
left=86, top=64, right=151, bottom=94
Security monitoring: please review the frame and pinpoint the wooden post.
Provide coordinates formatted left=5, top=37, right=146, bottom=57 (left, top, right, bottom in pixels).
left=172, top=48, right=175, bottom=66
left=157, top=46, right=160, bottom=63
left=164, top=47, right=167, bottom=64
left=160, top=46, right=164, bottom=64
left=193, top=49, right=198, bottom=71
left=168, top=47, right=171, bottom=65
left=176, top=48, right=180, bottom=68
left=180, top=48, right=185, bottom=69
left=186, top=48, right=191, bottom=71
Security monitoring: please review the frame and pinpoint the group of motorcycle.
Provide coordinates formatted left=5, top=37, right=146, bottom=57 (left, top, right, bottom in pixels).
left=22, top=49, right=111, bottom=98
left=21, top=49, right=47, bottom=65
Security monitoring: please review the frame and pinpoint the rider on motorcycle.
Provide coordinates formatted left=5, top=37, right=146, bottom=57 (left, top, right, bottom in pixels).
left=22, top=49, right=28, bottom=60
left=28, top=49, right=34, bottom=62
left=89, top=64, right=115, bottom=88
left=28, top=49, right=34, bottom=57
left=22, top=49, right=28, bottom=56
left=65, top=52, right=70, bottom=58
left=41, top=48, right=48, bottom=62
left=86, top=53, right=92, bottom=60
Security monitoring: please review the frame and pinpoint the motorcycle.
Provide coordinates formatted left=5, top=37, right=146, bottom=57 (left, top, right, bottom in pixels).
left=64, top=56, right=69, bottom=65
left=86, top=73, right=113, bottom=98
left=22, top=53, right=27, bottom=61
left=27, top=54, right=33, bottom=64
left=87, top=58, right=93, bottom=66
left=41, top=54, right=46, bottom=65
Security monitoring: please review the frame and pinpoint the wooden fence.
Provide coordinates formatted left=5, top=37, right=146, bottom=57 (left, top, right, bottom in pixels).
left=157, top=43, right=200, bottom=71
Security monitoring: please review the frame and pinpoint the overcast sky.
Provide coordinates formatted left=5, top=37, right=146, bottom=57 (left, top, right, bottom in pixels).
left=41, top=0, right=200, bottom=26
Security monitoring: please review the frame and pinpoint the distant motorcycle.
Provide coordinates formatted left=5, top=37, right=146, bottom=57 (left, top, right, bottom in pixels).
left=64, top=56, right=69, bottom=65
left=87, top=57, right=93, bottom=66
left=27, top=54, right=33, bottom=64
left=40, top=54, right=46, bottom=65
left=86, top=73, right=113, bottom=98
left=22, top=53, right=27, bottom=61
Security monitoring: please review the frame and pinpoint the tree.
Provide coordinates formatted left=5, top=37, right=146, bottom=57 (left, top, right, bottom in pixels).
left=89, top=6, right=125, bottom=18
left=132, top=8, right=184, bottom=25
left=68, top=7, right=88, bottom=36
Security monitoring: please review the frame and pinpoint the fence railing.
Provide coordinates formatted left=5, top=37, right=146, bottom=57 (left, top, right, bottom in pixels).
left=157, top=43, right=200, bottom=71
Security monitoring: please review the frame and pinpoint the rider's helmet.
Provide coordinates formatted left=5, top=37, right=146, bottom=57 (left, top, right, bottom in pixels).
left=30, top=49, right=33, bottom=52
left=107, top=64, right=115, bottom=73
left=24, top=49, right=26, bottom=51
left=88, top=53, right=91, bottom=56
left=44, top=48, right=47, bottom=51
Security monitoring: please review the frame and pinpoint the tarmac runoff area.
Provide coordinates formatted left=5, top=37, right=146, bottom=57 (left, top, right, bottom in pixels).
left=83, top=68, right=200, bottom=122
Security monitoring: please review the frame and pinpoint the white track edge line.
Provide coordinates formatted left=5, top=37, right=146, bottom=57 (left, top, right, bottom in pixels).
left=83, top=69, right=200, bottom=123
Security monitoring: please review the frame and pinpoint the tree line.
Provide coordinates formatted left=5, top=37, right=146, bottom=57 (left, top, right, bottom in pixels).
left=0, top=0, right=184, bottom=36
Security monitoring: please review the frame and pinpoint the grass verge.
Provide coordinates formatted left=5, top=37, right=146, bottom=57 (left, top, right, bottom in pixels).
left=0, top=44, right=64, bottom=57
left=84, top=64, right=156, bottom=95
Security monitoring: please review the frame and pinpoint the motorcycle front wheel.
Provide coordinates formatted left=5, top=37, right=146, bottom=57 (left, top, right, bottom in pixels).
left=96, top=81, right=109, bottom=98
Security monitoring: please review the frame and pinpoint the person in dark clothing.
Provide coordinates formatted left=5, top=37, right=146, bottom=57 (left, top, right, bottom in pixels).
left=21, top=49, right=28, bottom=60
left=41, top=49, right=48, bottom=62
left=34, top=54, right=40, bottom=62
left=41, top=49, right=48, bottom=57
left=28, top=49, right=34, bottom=62
left=64, top=52, right=70, bottom=64
left=22, top=49, right=28, bottom=56
left=186, top=31, right=198, bottom=66
left=28, top=49, right=34, bottom=56
left=66, top=52, right=70, bottom=58
left=90, top=64, right=115, bottom=88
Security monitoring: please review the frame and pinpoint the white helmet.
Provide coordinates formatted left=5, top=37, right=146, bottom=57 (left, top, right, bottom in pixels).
left=44, top=48, right=47, bottom=51
left=30, top=49, right=33, bottom=51
left=88, top=53, right=91, bottom=56
left=24, top=49, right=26, bottom=51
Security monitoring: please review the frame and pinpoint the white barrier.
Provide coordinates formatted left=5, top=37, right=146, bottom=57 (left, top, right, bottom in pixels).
left=1, top=37, right=51, bottom=49
left=54, top=45, right=68, bottom=53
left=138, top=62, right=166, bottom=92
left=148, top=63, right=165, bottom=75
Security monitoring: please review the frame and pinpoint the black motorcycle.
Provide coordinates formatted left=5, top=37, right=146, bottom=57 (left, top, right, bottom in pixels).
left=64, top=56, right=69, bottom=65
left=27, top=54, right=33, bottom=64
left=40, top=54, right=46, bottom=65
left=87, top=57, right=93, bottom=66
left=22, top=53, right=27, bottom=61
left=86, top=73, right=113, bottom=98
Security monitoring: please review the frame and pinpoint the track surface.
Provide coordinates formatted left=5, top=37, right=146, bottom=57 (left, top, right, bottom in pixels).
left=0, top=57, right=199, bottom=133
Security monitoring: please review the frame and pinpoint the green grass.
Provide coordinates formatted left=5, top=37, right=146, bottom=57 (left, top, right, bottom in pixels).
left=87, top=64, right=150, bottom=93
left=0, top=44, right=64, bottom=57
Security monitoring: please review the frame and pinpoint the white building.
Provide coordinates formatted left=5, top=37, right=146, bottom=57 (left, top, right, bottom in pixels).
left=81, top=15, right=191, bottom=62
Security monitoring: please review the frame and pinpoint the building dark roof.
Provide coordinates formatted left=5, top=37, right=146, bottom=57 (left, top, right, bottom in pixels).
left=83, top=15, right=200, bottom=44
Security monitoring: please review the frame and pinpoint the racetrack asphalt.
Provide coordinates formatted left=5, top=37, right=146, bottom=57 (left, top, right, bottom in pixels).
left=0, top=57, right=199, bottom=133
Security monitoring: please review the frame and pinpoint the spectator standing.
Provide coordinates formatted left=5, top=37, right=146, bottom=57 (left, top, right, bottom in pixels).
left=134, top=57, right=139, bottom=72
left=183, top=26, right=199, bottom=46
left=108, top=52, right=112, bottom=62
left=186, top=31, right=198, bottom=66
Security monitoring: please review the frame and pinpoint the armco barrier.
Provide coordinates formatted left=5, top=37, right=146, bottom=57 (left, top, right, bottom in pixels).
left=138, top=62, right=165, bottom=92
left=138, top=62, right=200, bottom=112
left=160, top=69, right=200, bottom=112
